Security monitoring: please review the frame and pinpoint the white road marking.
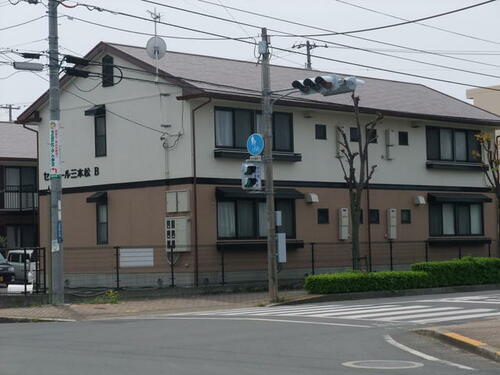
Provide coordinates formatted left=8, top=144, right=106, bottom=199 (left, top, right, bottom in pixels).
left=346, top=307, right=458, bottom=319
left=379, top=308, right=493, bottom=322
left=310, top=305, right=419, bottom=318
left=383, top=334, right=475, bottom=371
left=252, top=304, right=397, bottom=317
left=414, top=311, right=500, bottom=324
left=150, top=316, right=372, bottom=328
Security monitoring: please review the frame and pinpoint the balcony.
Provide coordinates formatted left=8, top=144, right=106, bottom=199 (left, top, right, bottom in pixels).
left=0, top=185, right=38, bottom=211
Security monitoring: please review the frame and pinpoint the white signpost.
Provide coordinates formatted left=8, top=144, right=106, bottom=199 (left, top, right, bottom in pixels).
left=49, top=120, right=61, bottom=177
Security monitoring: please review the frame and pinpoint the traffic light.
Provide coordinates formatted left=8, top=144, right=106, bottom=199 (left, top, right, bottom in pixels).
left=241, top=161, right=262, bottom=191
left=292, top=74, right=364, bottom=96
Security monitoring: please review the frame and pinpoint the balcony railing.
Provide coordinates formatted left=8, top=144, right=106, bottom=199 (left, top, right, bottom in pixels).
left=0, top=185, right=38, bottom=210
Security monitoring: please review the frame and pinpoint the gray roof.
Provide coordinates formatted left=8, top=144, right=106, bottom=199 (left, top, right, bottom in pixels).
left=0, top=122, right=36, bottom=160
left=17, top=42, right=500, bottom=125
left=111, top=43, right=500, bottom=124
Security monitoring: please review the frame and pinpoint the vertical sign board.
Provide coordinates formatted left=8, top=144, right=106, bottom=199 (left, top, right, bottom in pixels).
left=277, top=233, right=287, bottom=263
left=49, top=120, right=61, bottom=177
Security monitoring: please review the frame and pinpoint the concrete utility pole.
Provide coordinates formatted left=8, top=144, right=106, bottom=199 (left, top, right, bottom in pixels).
left=0, top=105, right=21, bottom=122
left=260, top=28, right=278, bottom=302
left=292, top=41, right=328, bottom=70
left=48, top=0, right=64, bottom=305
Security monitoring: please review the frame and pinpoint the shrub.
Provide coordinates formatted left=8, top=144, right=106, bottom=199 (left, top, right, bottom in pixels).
left=411, top=257, right=500, bottom=287
left=304, top=271, right=430, bottom=294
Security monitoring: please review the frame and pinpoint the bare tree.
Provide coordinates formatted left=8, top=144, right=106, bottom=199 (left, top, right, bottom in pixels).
left=473, top=133, right=500, bottom=256
left=337, top=94, right=383, bottom=270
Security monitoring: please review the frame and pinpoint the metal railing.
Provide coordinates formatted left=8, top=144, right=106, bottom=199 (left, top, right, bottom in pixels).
left=55, top=240, right=498, bottom=291
left=0, top=185, right=38, bottom=210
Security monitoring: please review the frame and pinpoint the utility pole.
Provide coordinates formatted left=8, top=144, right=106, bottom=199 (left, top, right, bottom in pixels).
left=260, top=28, right=278, bottom=302
left=48, top=0, right=64, bottom=305
left=0, top=105, right=21, bottom=122
left=292, top=41, right=328, bottom=70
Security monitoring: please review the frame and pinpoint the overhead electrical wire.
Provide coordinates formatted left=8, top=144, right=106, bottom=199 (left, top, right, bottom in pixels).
left=298, top=0, right=497, bottom=36
left=54, top=1, right=500, bottom=91
left=139, top=0, right=500, bottom=80
left=194, top=0, right=500, bottom=69
left=332, top=0, right=500, bottom=46
left=0, top=15, right=47, bottom=31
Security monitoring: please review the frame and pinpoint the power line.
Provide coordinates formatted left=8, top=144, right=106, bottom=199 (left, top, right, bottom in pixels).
left=332, top=0, right=500, bottom=46
left=0, top=15, right=46, bottom=31
left=60, top=2, right=500, bottom=91
left=304, top=0, right=497, bottom=36
left=194, top=0, right=500, bottom=69
left=60, top=14, right=253, bottom=40
left=139, top=0, right=500, bottom=80
left=30, top=71, right=165, bottom=134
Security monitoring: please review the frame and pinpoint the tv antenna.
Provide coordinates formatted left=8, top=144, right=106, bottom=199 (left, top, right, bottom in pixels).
left=146, top=9, right=167, bottom=81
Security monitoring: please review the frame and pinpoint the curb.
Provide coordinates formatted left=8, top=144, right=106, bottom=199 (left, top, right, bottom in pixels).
left=273, top=283, right=500, bottom=306
left=416, top=328, right=500, bottom=363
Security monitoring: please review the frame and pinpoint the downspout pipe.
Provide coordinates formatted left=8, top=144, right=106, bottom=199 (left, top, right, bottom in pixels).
left=191, top=98, right=211, bottom=287
left=22, top=123, right=40, bottom=247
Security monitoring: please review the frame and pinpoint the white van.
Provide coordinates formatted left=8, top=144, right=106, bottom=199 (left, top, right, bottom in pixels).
left=7, top=250, right=37, bottom=283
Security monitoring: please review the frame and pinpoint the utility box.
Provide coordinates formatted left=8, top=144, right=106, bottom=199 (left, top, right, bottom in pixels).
left=338, top=208, right=349, bottom=240
left=165, top=216, right=191, bottom=252
left=166, top=190, right=190, bottom=213
left=387, top=208, right=397, bottom=240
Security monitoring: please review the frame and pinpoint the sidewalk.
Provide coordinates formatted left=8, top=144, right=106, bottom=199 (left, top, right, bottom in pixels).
left=417, top=318, right=500, bottom=363
left=0, top=289, right=307, bottom=321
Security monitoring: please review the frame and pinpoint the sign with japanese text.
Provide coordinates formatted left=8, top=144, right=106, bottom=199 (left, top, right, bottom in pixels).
left=43, top=166, right=100, bottom=181
left=49, top=120, right=61, bottom=177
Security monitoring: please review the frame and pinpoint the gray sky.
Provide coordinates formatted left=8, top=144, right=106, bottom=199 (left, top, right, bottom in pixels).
left=1, top=0, right=500, bottom=121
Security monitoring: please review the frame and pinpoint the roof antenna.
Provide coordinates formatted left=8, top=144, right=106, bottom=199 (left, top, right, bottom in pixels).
left=146, top=8, right=167, bottom=82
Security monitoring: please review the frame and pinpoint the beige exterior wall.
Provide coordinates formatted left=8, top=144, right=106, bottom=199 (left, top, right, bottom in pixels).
left=39, top=182, right=497, bottom=286
left=467, top=86, right=500, bottom=115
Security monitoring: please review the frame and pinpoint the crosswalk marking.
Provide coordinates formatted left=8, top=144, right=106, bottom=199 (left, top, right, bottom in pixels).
left=171, top=301, right=500, bottom=325
left=310, top=305, right=425, bottom=318
left=345, top=307, right=458, bottom=319
left=251, top=305, right=398, bottom=317
left=378, top=308, right=493, bottom=322
left=414, top=311, right=500, bottom=324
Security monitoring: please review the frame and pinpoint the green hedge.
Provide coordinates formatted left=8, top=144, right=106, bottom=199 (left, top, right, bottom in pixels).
left=303, top=271, right=430, bottom=294
left=411, top=257, right=500, bottom=287
left=304, top=257, right=500, bottom=294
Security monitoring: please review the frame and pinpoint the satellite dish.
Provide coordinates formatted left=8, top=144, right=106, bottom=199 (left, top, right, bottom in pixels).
left=146, top=36, right=167, bottom=60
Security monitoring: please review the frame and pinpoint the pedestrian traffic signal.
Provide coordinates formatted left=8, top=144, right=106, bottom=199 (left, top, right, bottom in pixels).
left=241, top=161, right=262, bottom=191
left=292, top=74, right=364, bottom=96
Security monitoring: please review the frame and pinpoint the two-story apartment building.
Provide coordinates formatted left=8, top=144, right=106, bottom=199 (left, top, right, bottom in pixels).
left=17, top=42, right=500, bottom=287
left=0, top=121, right=38, bottom=253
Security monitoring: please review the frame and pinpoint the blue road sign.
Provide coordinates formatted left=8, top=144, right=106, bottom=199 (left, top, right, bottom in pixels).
left=247, top=133, right=265, bottom=156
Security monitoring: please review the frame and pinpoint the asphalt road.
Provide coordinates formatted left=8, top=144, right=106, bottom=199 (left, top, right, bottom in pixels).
left=1, top=290, right=499, bottom=375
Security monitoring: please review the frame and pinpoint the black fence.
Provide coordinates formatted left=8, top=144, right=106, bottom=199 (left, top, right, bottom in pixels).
left=1, top=247, right=47, bottom=296
left=57, top=240, right=498, bottom=291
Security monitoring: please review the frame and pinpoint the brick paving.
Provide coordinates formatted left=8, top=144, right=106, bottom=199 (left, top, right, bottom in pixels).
left=0, top=290, right=308, bottom=321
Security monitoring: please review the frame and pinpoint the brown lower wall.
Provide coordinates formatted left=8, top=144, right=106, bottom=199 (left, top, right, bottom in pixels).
left=38, top=183, right=498, bottom=285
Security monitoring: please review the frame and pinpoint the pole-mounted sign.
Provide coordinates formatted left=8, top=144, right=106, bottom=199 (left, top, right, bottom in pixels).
left=49, top=120, right=61, bottom=178
left=246, top=133, right=265, bottom=156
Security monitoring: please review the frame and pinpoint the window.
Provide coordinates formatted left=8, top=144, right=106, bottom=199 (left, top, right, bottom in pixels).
left=217, top=199, right=295, bottom=239
left=429, top=202, right=483, bottom=236
left=426, top=127, right=481, bottom=162
left=317, top=208, right=329, bottom=224
left=95, top=113, right=106, bottom=157
left=102, top=55, right=114, bottom=87
left=367, top=129, right=377, bottom=144
left=315, top=124, right=327, bottom=140
left=350, top=127, right=359, bottom=142
left=401, top=209, right=411, bottom=224
left=96, top=203, right=108, bottom=244
left=398, top=131, right=409, bottom=146
left=368, top=209, right=379, bottom=224
left=6, top=224, right=36, bottom=247
left=215, top=107, right=293, bottom=151
left=359, top=209, right=363, bottom=224
left=3, top=167, right=37, bottom=209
